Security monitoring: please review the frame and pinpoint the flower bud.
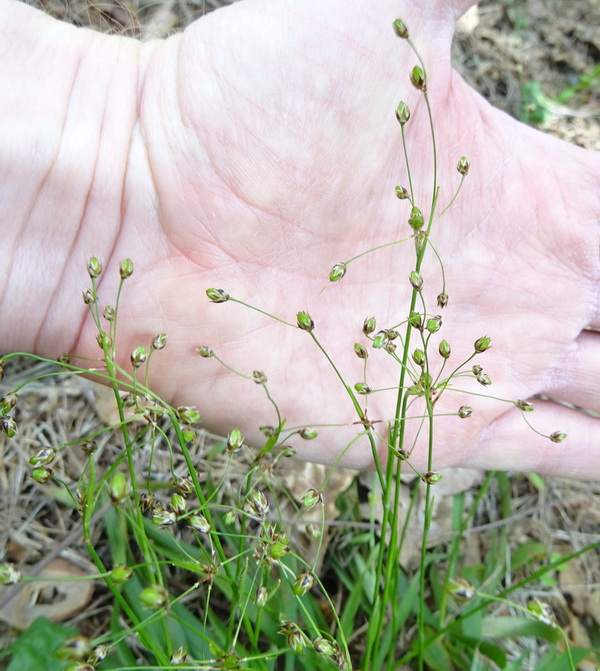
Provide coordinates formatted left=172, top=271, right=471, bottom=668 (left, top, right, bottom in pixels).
left=152, top=506, right=176, bottom=527
left=392, top=18, right=409, bottom=39
left=426, top=316, right=442, bottom=334
left=423, top=471, right=443, bottom=484
left=170, top=647, right=188, bottom=665
left=437, top=292, right=449, bottom=308
left=227, top=428, right=244, bottom=453
left=299, top=427, right=318, bottom=440
left=302, top=488, right=323, bottom=508
left=306, top=523, right=322, bottom=539
left=0, top=563, right=22, bottom=584
left=82, top=289, right=96, bottom=306
left=29, top=446, right=56, bottom=466
left=31, top=466, right=52, bottom=483
left=171, top=494, right=188, bottom=517
left=88, top=645, right=108, bottom=665
left=245, top=490, right=269, bottom=518
left=408, top=206, right=424, bottom=231
left=516, top=399, right=534, bottom=412
left=458, top=406, right=473, bottom=419
left=409, top=270, right=423, bottom=291
left=296, top=311, right=315, bottom=332
left=527, top=598, right=555, bottom=627
left=312, top=637, right=336, bottom=657
left=130, top=346, right=147, bottom=369
left=269, top=535, right=290, bottom=560
left=189, top=513, right=210, bottom=533
left=395, top=185, right=410, bottom=200
left=87, top=257, right=102, bottom=279
left=372, top=331, right=388, bottom=349
left=384, top=340, right=397, bottom=354
left=414, top=230, right=427, bottom=253
left=412, top=349, right=425, bottom=366
left=408, top=312, right=422, bottom=330
left=109, top=472, right=128, bottom=505
left=280, top=622, right=306, bottom=654
left=196, top=346, right=213, bottom=358
left=111, top=564, right=133, bottom=584
left=550, top=431, right=567, bottom=443
left=140, top=584, right=168, bottom=609
left=354, top=343, right=368, bottom=359
left=177, top=406, right=201, bottom=425
left=410, top=65, right=426, bottom=91
left=255, top=586, right=268, bottom=607
left=0, top=392, right=17, bottom=415
left=252, top=370, right=267, bottom=385
left=472, top=365, right=483, bottom=376
left=96, top=331, right=113, bottom=351
left=292, top=571, right=314, bottom=596
left=354, top=382, right=371, bottom=395
left=438, top=340, right=451, bottom=360
left=206, top=287, right=229, bottom=303
left=477, top=373, right=492, bottom=386
left=1, top=417, right=17, bottom=438
left=119, top=258, right=133, bottom=279
left=395, top=101, right=410, bottom=125
left=363, top=316, right=377, bottom=335
left=474, top=336, right=491, bottom=353
left=152, top=333, right=167, bottom=350
left=329, top=262, right=347, bottom=282
left=457, top=156, right=470, bottom=176
left=103, top=305, right=115, bottom=321
left=447, top=577, right=475, bottom=600
left=224, top=510, right=237, bottom=525
left=56, top=636, right=91, bottom=661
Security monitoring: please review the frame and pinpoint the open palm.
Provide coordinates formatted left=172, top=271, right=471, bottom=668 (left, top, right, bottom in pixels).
left=71, top=0, right=599, bottom=477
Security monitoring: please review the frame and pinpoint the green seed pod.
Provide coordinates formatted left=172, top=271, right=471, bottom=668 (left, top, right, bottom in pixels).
left=196, top=346, right=213, bottom=358
left=384, top=340, right=397, bottom=354
left=140, top=584, right=169, bottom=609
left=224, top=510, right=237, bottom=525
left=299, top=427, right=318, bottom=440
left=305, top=523, right=322, bottom=539
left=409, top=270, right=423, bottom=291
left=130, top=346, right=147, bottom=369
left=109, top=472, right=128, bottom=505
left=372, top=331, right=388, bottom=349
left=87, top=257, right=102, bottom=279
left=395, top=101, right=410, bottom=125
left=255, top=586, right=268, bottom=607
left=408, top=312, right=422, bottom=330
left=426, top=316, right=442, bottom=334
left=171, top=494, right=187, bottom=517
left=527, top=598, right=555, bottom=627
left=170, top=647, right=188, bottom=665
left=292, top=571, right=314, bottom=597
left=153, top=506, right=177, bottom=527
left=302, top=488, right=323, bottom=508
left=392, top=18, right=409, bottom=38
left=102, top=305, right=115, bottom=321
left=472, top=365, right=483, bottom=376
left=96, top=331, right=113, bottom=351
left=550, top=431, right=567, bottom=443
left=0, top=392, right=17, bottom=415
left=477, top=373, right=492, bottom=386
left=447, top=577, right=475, bottom=600
left=329, top=262, right=347, bottom=282
left=437, top=292, right=449, bottom=308
left=354, top=343, right=368, bottom=359
left=280, top=622, right=306, bottom=654
left=474, top=336, right=491, bottom=353
left=457, top=156, right=470, bottom=176
left=227, top=428, right=244, bottom=452
left=1, top=417, right=18, bottom=438
left=32, top=466, right=52, bottom=483
left=177, top=406, right=201, bottom=425
left=173, top=476, right=193, bottom=495
left=414, top=230, right=427, bottom=253
left=0, top=563, right=22, bottom=584
left=245, top=490, right=269, bottom=518
left=119, top=258, right=134, bottom=279
left=206, top=287, right=229, bottom=303
left=395, top=185, right=410, bottom=200
left=111, top=564, right=133, bottom=584
left=56, top=637, right=92, bottom=662
left=423, top=471, right=443, bottom=484
left=410, top=65, right=426, bottom=91
left=363, top=316, right=377, bottom=335
left=516, top=399, right=534, bottom=412
left=269, top=536, right=290, bottom=560
left=354, top=382, right=371, bottom=395
left=438, top=340, right=451, bottom=360
left=82, top=289, right=96, bottom=306
left=29, top=446, right=56, bottom=466
left=296, top=311, right=315, bottom=332
left=408, top=206, right=424, bottom=231
left=253, top=370, right=267, bottom=385
left=312, top=637, right=336, bottom=657
left=458, top=406, right=473, bottom=418
left=152, top=333, right=167, bottom=350
left=189, top=513, right=210, bottom=533
left=412, top=349, right=425, bottom=366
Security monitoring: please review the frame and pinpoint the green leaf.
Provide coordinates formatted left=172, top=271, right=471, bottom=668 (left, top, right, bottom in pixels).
left=4, top=617, right=77, bottom=671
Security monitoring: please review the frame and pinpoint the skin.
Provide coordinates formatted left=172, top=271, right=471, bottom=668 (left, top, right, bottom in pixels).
left=1, top=0, right=599, bottom=477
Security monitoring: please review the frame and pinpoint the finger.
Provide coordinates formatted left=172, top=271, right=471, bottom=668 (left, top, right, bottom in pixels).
left=540, top=330, right=600, bottom=414
left=466, top=399, right=600, bottom=479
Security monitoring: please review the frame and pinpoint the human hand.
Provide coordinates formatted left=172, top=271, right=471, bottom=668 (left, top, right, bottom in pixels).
left=6, top=0, right=600, bottom=477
